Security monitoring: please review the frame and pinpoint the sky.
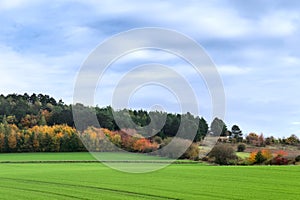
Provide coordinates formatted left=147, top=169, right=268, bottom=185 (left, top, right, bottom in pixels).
left=0, top=0, right=300, bottom=137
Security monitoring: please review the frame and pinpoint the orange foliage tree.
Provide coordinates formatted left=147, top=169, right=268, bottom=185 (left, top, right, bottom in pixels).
left=0, top=123, right=84, bottom=153
left=133, top=138, right=158, bottom=153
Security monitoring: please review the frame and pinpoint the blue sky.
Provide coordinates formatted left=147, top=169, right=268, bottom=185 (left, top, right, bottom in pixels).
left=0, top=0, right=300, bottom=137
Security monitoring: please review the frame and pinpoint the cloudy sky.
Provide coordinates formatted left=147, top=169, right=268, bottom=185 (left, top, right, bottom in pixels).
left=1, top=0, right=300, bottom=137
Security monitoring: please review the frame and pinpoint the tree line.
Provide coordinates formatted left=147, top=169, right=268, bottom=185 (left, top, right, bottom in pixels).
left=0, top=93, right=209, bottom=142
left=0, top=121, right=199, bottom=160
left=1, top=93, right=297, bottom=158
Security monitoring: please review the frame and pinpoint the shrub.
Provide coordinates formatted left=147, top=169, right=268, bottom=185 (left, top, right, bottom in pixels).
left=133, top=138, right=158, bottom=153
left=153, top=136, right=162, bottom=144
left=237, top=159, right=251, bottom=165
left=261, top=149, right=273, bottom=160
left=248, top=151, right=257, bottom=164
left=275, top=150, right=288, bottom=157
left=201, top=156, right=209, bottom=162
left=160, top=137, right=172, bottom=148
left=255, top=150, right=266, bottom=164
left=209, top=144, right=237, bottom=165
left=271, top=155, right=289, bottom=165
left=237, top=144, right=246, bottom=152
left=227, top=159, right=238, bottom=165
left=181, top=143, right=200, bottom=160
left=295, top=155, right=300, bottom=162
left=158, top=138, right=197, bottom=160
left=248, top=149, right=273, bottom=165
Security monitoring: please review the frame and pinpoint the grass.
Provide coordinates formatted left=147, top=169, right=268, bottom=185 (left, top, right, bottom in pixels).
left=0, top=153, right=299, bottom=199
left=236, top=152, right=250, bottom=159
left=0, top=152, right=95, bottom=161
left=0, top=152, right=173, bottom=162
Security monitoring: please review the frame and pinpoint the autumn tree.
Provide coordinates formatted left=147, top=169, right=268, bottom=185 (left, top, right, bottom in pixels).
left=255, top=150, right=266, bottom=164
left=258, top=134, right=265, bottom=147
left=286, top=134, right=299, bottom=145
left=246, top=133, right=259, bottom=146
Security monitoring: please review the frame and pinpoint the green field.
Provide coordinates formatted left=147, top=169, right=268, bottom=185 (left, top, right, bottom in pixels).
left=236, top=152, right=250, bottom=159
left=0, top=152, right=172, bottom=162
left=0, top=153, right=299, bottom=199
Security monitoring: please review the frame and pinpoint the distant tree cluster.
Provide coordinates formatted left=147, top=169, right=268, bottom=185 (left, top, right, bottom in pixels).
left=248, top=149, right=292, bottom=165
left=2, top=93, right=298, bottom=162
left=0, top=93, right=209, bottom=142
left=0, top=93, right=72, bottom=127
left=245, top=132, right=300, bottom=146
left=80, top=127, right=158, bottom=153
left=0, top=121, right=199, bottom=160
left=0, top=123, right=85, bottom=153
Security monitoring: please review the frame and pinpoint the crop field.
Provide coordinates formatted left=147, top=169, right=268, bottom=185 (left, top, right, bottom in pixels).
left=0, top=153, right=299, bottom=200
left=0, top=152, right=173, bottom=162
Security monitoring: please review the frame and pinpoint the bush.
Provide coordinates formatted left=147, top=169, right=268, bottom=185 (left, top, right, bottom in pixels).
left=255, top=150, right=266, bottom=164
left=295, top=155, right=300, bottom=162
left=237, top=159, right=251, bottom=165
left=237, top=144, right=246, bottom=152
left=201, top=156, right=209, bottom=162
left=209, top=144, right=237, bottom=165
left=271, top=155, right=289, bottom=165
left=181, top=143, right=200, bottom=160
left=153, top=136, right=163, bottom=144
left=158, top=138, right=198, bottom=160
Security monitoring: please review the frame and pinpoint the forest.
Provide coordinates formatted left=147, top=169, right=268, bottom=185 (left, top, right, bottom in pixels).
left=0, top=93, right=209, bottom=159
left=0, top=93, right=211, bottom=139
left=1, top=93, right=298, bottom=162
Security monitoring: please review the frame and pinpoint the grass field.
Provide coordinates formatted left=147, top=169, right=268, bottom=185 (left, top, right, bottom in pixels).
left=0, top=152, right=173, bottom=162
left=0, top=153, right=299, bottom=199
left=236, top=152, right=250, bottom=159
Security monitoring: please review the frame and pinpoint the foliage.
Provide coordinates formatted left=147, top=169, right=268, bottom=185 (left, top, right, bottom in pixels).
left=246, top=133, right=266, bottom=146
left=133, top=138, right=158, bottom=153
left=275, top=150, right=288, bottom=157
left=258, top=134, right=265, bottom=147
left=157, top=137, right=196, bottom=159
left=231, top=125, right=243, bottom=142
left=209, top=144, right=237, bottom=165
left=181, top=142, right=200, bottom=160
left=248, top=149, right=290, bottom=165
left=261, top=149, right=273, bottom=160
left=153, top=136, right=163, bottom=144
left=237, top=144, right=246, bottom=152
left=255, top=150, right=266, bottom=164
left=3, top=93, right=298, bottom=147
left=248, top=151, right=257, bottom=164
left=246, top=133, right=259, bottom=145
left=0, top=93, right=209, bottom=142
left=271, top=155, right=289, bottom=165
left=286, top=134, right=299, bottom=145
left=0, top=123, right=198, bottom=159
left=0, top=124, right=84, bottom=153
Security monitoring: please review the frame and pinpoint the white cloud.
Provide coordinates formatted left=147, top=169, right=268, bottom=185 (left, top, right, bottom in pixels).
left=0, top=44, right=81, bottom=101
left=217, top=65, right=252, bottom=75
left=0, top=0, right=29, bottom=10
left=1, top=0, right=300, bottom=137
left=258, top=11, right=299, bottom=37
